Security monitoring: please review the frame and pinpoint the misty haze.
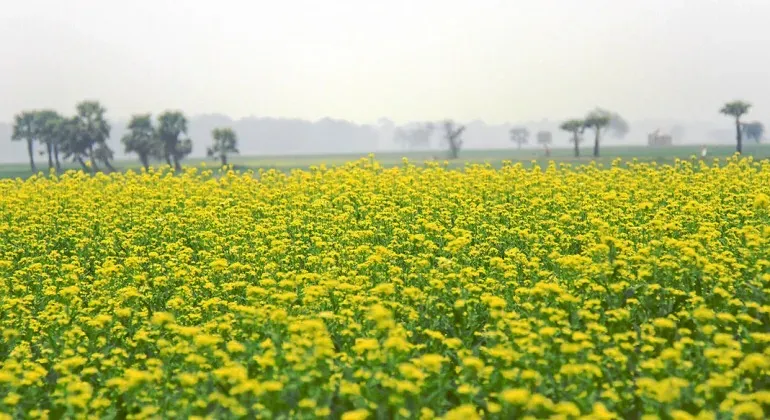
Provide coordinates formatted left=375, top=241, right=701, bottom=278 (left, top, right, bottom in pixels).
left=2, top=0, right=769, bottom=165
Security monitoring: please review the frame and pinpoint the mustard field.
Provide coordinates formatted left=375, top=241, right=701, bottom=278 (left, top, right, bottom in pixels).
left=1, top=157, right=769, bottom=419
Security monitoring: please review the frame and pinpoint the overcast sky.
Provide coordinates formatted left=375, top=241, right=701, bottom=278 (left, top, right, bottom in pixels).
left=1, top=0, right=768, bottom=124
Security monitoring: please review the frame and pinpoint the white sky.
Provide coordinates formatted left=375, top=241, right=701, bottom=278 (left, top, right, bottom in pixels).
left=1, top=0, right=769, bottom=124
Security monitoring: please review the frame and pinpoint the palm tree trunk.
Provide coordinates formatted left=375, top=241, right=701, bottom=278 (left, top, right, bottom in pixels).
left=76, top=156, right=88, bottom=171
left=88, top=146, right=100, bottom=173
left=53, top=142, right=61, bottom=171
left=221, top=154, right=227, bottom=166
left=573, top=133, right=580, bottom=157
left=47, top=143, right=54, bottom=169
left=139, top=153, right=150, bottom=171
left=593, top=129, right=600, bottom=157
left=163, top=141, right=173, bottom=167
left=173, top=155, right=182, bottom=172
left=736, top=118, right=743, bottom=154
left=27, top=139, right=37, bottom=172
left=103, top=159, right=116, bottom=173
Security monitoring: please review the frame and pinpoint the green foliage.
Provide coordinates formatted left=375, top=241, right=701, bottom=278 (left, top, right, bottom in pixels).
left=157, top=111, right=190, bottom=171
left=720, top=101, right=751, bottom=119
left=11, top=112, right=36, bottom=143
left=122, top=114, right=162, bottom=169
left=75, top=101, right=111, bottom=146
left=11, top=111, right=39, bottom=171
left=32, top=110, right=65, bottom=170
left=58, top=116, right=92, bottom=170
left=559, top=120, right=584, bottom=138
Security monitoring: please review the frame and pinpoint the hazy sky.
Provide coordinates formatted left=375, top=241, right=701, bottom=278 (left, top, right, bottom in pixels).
left=1, top=0, right=769, bottom=124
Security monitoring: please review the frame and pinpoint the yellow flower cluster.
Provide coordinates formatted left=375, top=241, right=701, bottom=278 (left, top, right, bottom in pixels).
left=1, top=156, right=769, bottom=419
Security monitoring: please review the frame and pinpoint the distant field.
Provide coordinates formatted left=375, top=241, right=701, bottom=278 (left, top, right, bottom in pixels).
left=1, top=143, right=769, bottom=179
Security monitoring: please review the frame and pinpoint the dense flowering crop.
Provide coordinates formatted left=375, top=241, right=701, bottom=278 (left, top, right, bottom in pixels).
left=1, top=156, right=770, bottom=419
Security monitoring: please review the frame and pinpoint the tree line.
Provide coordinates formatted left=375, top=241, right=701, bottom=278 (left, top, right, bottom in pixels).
left=512, top=102, right=762, bottom=158
left=399, top=108, right=630, bottom=159
left=11, top=100, right=765, bottom=173
left=11, top=101, right=240, bottom=173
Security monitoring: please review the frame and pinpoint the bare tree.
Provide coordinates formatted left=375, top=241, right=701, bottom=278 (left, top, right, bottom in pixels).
left=509, top=127, right=530, bottom=150
left=443, top=120, right=465, bottom=159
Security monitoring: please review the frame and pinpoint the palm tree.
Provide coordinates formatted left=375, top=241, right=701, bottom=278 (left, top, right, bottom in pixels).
left=34, top=110, right=63, bottom=171
left=74, top=101, right=111, bottom=171
left=720, top=101, right=752, bottom=154
left=584, top=110, right=611, bottom=158
left=46, top=115, right=65, bottom=171
left=122, top=114, right=161, bottom=170
left=560, top=119, right=584, bottom=158
left=157, top=111, right=188, bottom=171
left=207, top=127, right=240, bottom=166
left=59, top=116, right=91, bottom=172
left=12, top=111, right=38, bottom=172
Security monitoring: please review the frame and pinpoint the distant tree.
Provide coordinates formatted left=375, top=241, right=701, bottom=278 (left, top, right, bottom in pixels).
left=157, top=111, right=189, bottom=171
left=606, top=111, right=629, bottom=139
left=443, top=120, right=465, bottom=159
left=395, top=123, right=434, bottom=149
left=509, top=127, right=529, bottom=150
left=720, top=101, right=752, bottom=154
left=741, top=121, right=764, bottom=144
left=583, top=108, right=627, bottom=158
left=74, top=100, right=111, bottom=172
left=207, top=127, right=239, bottom=166
left=560, top=119, right=584, bottom=158
left=122, top=114, right=161, bottom=170
left=34, top=110, right=64, bottom=171
left=584, top=111, right=610, bottom=158
left=12, top=111, right=38, bottom=172
left=536, top=131, right=553, bottom=147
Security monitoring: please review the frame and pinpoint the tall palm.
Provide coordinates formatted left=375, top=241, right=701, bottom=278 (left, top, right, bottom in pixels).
left=584, top=110, right=611, bottom=158
left=59, top=116, right=91, bottom=172
left=34, top=110, right=63, bottom=171
left=207, top=127, right=240, bottom=166
left=12, top=111, right=38, bottom=172
left=157, top=111, right=188, bottom=171
left=720, top=101, right=751, bottom=154
left=122, top=114, right=161, bottom=170
left=75, top=100, right=111, bottom=172
left=46, top=115, right=65, bottom=171
left=560, top=119, right=584, bottom=158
